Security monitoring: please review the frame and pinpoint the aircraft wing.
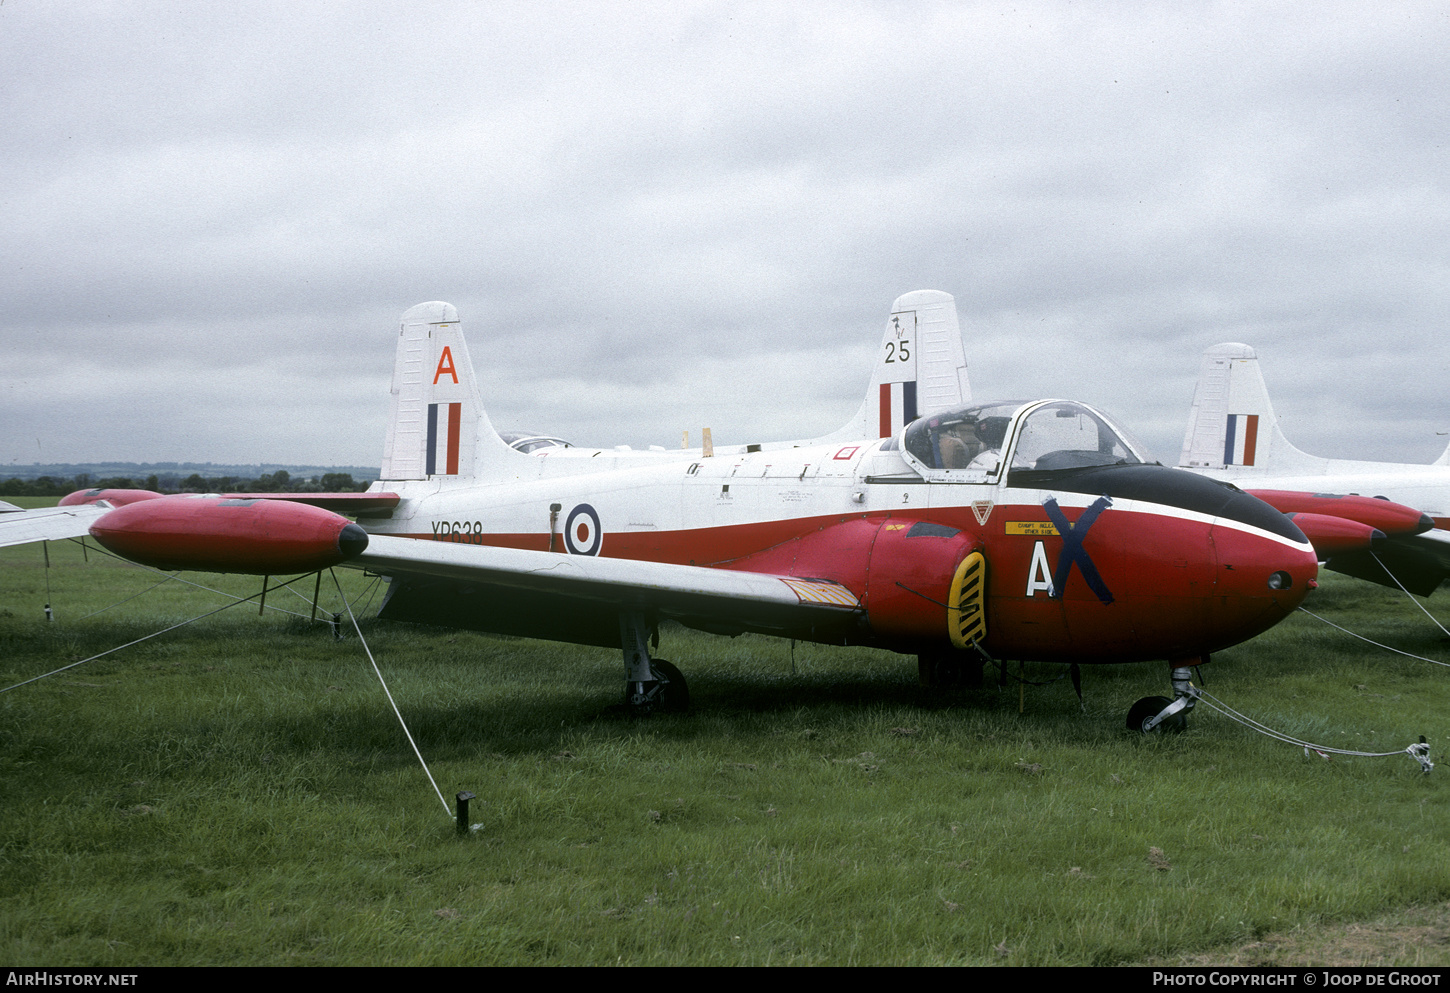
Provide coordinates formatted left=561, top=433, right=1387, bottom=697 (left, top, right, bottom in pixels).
left=352, top=535, right=866, bottom=649
left=0, top=504, right=113, bottom=549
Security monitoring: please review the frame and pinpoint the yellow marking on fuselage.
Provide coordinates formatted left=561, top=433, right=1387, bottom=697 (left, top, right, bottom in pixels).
left=1005, top=521, right=1060, bottom=537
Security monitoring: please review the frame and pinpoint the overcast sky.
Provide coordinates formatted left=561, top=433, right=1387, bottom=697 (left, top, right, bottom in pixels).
left=4, top=1, right=1449, bottom=471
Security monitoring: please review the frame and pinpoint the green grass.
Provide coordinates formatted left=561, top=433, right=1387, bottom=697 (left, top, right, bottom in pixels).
left=2, top=497, right=65, bottom=509
left=2, top=537, right=1449, bottom=965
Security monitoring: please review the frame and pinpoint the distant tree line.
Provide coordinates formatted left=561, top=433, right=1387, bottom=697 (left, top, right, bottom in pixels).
left=0, top=471, right=369, bottom=498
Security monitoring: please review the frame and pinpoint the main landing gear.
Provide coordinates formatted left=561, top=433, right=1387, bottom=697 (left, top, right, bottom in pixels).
left=620, top=611, right=690, bottom=715
left=1127, top=662, right=1200, bottom=733
left=917, top=650, right=986, bottom=690
left=633, top=659, right=690, bottom=714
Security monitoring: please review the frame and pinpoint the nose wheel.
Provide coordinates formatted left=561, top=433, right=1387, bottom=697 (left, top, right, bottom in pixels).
left=1127, top=695, right=1187, bottom=733
left=1127, top=663, right=1200, bottom=733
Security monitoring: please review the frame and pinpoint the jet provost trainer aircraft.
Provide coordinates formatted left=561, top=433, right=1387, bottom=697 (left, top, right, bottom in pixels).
left=4, top=293, right=1319, bottom=732
left=1180, top=342, right=1450, bottom=596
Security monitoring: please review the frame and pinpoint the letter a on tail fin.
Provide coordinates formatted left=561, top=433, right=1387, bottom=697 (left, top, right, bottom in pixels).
left=380, top=301, right=518, bottom=482
left=1178, top=342, right=1316, bottom=473
left=826, top=289, right=971, bottom=443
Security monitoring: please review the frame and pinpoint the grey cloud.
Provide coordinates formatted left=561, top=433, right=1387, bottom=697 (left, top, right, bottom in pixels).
left=4, top=1, right=1450, bottom=468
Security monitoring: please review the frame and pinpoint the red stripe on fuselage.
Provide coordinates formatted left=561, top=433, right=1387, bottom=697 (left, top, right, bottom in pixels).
left=403, top=504, right=1287, bottom=572
left=390, top=501, right=1313, bottom=664
left=878, top=383, right=892, bottom=438
left=413, top=513, right=839, bottom=565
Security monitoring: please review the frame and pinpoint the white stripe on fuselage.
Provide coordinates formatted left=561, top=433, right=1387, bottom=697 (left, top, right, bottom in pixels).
left=367, top=441, right=1310, bottom=553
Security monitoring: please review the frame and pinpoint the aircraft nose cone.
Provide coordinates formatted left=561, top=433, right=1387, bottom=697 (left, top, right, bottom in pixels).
left=337, top=522, right=370, bottom=560
left=1206, top=527, right=1319, bottom=648
left=1257, top=540, right=1320, bottom=599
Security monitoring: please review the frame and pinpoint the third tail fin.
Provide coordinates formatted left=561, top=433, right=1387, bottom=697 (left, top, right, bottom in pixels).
left=1178, top=342, right=1319, bottom=472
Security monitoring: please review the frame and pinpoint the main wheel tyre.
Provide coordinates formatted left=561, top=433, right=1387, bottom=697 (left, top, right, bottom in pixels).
left=650, top=659, right=691, bottom=713
left=917, top=653, right=984, bottom=689
left=917, top=653, right=960, bottom=688
left=1127, top=695, right=1186, bottom=734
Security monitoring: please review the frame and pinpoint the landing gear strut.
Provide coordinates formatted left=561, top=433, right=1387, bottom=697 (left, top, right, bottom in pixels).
left=620, top=611, right=690, bottom=715
left=1127, top=662, right=1199, bottom=733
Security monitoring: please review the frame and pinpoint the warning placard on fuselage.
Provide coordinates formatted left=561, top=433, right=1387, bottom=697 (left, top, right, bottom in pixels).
left=1005, top=522, right=1060, bottom=537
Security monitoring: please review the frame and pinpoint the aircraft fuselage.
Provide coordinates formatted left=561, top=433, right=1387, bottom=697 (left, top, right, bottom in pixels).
left=366, top=433, right=1318, bottom=665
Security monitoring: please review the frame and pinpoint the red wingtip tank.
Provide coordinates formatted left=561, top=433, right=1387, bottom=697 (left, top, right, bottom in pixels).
left=1283, top=512, right=1386, bottom=556
left=88, top=496, right=369, bottom=574
left=1246, top=490, right=1433, bottom=538
left=58, top=488, right=166, bottom=507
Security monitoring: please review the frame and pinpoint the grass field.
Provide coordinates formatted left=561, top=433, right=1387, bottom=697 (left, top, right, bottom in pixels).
left=3, top=520, right=1450, bottom=966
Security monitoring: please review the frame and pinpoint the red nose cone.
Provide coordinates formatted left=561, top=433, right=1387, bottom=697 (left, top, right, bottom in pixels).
left=1201, top=525, right=1319, bottom=652
left=89, top=496, right=368, bottom=574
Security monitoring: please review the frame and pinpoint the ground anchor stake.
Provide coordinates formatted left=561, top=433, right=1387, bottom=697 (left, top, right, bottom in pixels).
left=456, top=791, right=476, bottom=835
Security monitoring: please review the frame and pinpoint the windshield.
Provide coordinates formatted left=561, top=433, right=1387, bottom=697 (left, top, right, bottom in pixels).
left=901, top=399, right=1149, bottom=480
left=499, top=431, right=573, bottom=454
left=1011, top=401, right=1146, bottom=470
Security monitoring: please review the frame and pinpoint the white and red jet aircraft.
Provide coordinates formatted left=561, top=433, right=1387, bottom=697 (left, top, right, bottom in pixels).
left=4, top=293, right=1322, bottom=732
left=1179, top=342, right=1450, bottom=595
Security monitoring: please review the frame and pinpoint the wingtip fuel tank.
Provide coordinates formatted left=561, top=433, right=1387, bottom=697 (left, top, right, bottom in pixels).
left=88, top=496, right=368, bottom=575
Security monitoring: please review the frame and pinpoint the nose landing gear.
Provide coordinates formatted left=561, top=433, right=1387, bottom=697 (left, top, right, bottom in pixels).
left=1127, top=663, right=1200, bottom=733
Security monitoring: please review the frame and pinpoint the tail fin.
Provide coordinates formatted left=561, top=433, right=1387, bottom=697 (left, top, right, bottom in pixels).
left=826, top=290, right=970, bottom=442
left=1178, top=343, right=1319, bottom=472
left=380, top=301, right=518, bottom=482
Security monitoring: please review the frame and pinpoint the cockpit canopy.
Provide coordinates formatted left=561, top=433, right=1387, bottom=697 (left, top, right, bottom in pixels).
left=499, top=431, right=573, bottom=454
left=900, top=400, right=1151, bottom=482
